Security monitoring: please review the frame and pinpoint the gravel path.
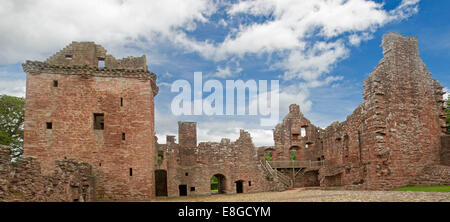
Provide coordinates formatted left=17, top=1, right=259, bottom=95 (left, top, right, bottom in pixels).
left=153, top=188, right=450, bottom=202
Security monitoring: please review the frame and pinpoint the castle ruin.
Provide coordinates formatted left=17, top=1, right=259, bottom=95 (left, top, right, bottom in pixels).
left=0, top=33, right=448, bottom=201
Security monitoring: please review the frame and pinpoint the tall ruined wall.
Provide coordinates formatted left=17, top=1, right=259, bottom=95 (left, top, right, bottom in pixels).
left=0, top=145, right=94, bottom=202
left=178, top=122, right=197, bottom=149
left=319, top=33, right=446, bottom=190
left=157, top=124, right=276, bottom=197
left=273, top=104, right=323, bottom=161
left=22, top=42, right=158, bottom=200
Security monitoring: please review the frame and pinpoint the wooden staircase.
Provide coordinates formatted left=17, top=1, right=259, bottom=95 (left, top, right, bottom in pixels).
left=260, top=160, right=293, bottom=188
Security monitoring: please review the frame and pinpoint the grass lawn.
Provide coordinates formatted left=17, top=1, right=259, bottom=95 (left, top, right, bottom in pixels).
left=393, top=186, right=450, bottom=192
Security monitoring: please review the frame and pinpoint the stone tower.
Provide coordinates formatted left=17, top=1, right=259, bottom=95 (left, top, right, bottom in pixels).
left=22, top=42, right=159, bottom=200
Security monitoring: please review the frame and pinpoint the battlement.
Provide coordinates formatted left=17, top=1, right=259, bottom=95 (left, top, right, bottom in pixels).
left=22, top=41, right=158, bottom=96
left=44, top=41, right=148, bottom=70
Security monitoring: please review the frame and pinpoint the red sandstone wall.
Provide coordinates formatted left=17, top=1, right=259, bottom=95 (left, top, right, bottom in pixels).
left=318, top=33, right=446, bottom=190
left=273, top=104, right=323, bottom=161
left=23, top=73, right=155, bottom=200
left=22, top=42, right=158, bottom=200
left=0, top=145, right=94, bottom=202
left=159, top=126, right=275, bottom=197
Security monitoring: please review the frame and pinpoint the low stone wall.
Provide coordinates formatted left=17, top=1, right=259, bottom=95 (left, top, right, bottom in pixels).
left=408, top=165, right=450, bottom=187
left=0, top=145, right=95, bottom=202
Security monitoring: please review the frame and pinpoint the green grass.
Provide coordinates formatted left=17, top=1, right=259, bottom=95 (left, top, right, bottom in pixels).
left=393, top=186, right=450, bottom=192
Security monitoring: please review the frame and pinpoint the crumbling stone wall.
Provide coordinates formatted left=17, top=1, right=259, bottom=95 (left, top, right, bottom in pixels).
left=22, top=42, right=158, bottom=200
left=273, top=104, right=323, bottom=161
left=0, top=145, right=94, bottom=202
left=156, top=122, right=278, bottom=197
left=275, top=33, right=447, bottom=190
left=408, top=165, right=450, bottom=187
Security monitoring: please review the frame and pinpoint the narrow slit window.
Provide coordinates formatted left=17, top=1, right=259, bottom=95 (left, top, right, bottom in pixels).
left=248, top=181, right=252, bottom=186
left=120, top=97, right=123, bottom=107
left=129, top=168, right=133, bottom=176
left=122, top=133, right=126, bottom=141
left=46, top=122, right=52, bottom=129
left=53, top=80, right=58, bottom=87
left=93, top=113, right=104, bottom=130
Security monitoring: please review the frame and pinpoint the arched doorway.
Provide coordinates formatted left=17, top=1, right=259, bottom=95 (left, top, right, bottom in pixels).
left=211, top=174, right=226, bottom=194
left=155, top=170, right=168, bottom=196
left=290, top=146, right=300, bottom=161
left=264, top=148, right=274, bottom=162
left=235, top=180, right=244, bottom=193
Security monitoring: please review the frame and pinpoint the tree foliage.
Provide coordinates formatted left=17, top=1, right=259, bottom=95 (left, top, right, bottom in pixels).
left=0, top=95, right=25, bottom=159
left=264, top=151, right=272, bottom=162
left=290, top=150, right=297, bottom=161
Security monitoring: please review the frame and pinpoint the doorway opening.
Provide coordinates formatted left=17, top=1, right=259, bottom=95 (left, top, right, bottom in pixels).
left=211, top=174, right=226, bottom=194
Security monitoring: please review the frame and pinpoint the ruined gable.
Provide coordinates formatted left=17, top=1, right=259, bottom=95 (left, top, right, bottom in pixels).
left=273, top=33, right=447, bottom=190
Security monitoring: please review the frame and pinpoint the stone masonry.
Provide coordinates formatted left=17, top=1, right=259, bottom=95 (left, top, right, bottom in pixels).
left=22, top=42, right=158, bottom=200
left=0, top=145, right=94, bottom=202
left=154, top=122, right=282, bottom=197
left=271, top=33, right=448, bottom=190
left=9, top=32, right=448, bottom=201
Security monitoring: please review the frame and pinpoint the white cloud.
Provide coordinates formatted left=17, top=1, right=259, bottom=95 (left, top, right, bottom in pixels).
left=176, top=0, right=420, bottom=84
left=0, top=79, right=26, bottom=97
left=207, top=63, right=243, bottom=78
left=0, top=0, right=216, bottom=65
left=348, top=32, right=373, bottom=46
left=154, top=108, right=179, bottom=143
left=197, top=120, right=273, bottom=146
left=444, top=87, right=449, bottom=100
left=0, top=0, right=420, bottom=86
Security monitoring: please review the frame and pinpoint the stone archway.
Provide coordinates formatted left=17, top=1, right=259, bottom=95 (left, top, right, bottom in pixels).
left=290, top=146, right=300, bottom=161
left=211, top=174, right=226, bottom=194
left=264, top=148, right=274, bottom=162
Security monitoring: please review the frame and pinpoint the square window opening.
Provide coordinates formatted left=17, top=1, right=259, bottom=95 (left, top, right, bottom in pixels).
left=98, top=59, right=105, bottom=67
left=53, top=80, right=58, bottom=87
left=94, top=113, right=104, bottom=130
left=190, top=187, right=195, bottom=192
left=46, top=122, right=52, bottom=129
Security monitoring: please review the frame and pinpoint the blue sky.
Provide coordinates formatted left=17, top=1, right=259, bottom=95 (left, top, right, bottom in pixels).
left=0, top=0, right=448, bottom=146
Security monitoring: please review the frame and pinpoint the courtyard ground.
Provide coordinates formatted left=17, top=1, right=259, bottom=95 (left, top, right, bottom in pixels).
left=153, top=188, right=450, bottom=202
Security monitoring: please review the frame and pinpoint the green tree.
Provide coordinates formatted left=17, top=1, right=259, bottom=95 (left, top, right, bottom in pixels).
left=264, top=151, right=272, bottom=162
left=290, top=150, right=297, bottom=161
left=0, top=95, right=25, bottom=159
